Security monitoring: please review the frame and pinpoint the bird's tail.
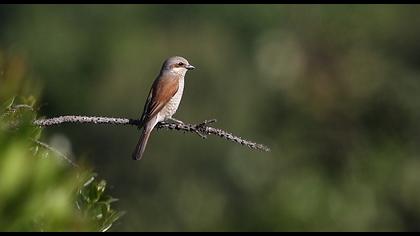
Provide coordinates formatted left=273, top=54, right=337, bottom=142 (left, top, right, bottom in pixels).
left=132, top=123, right=154, bottom=160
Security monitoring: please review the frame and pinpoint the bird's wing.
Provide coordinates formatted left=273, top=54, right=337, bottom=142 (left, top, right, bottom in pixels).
left=140, top=74, right=179, bottom=125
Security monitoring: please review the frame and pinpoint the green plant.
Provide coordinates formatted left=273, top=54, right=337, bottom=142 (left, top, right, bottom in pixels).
left=0, top=96, right=124, bottom=231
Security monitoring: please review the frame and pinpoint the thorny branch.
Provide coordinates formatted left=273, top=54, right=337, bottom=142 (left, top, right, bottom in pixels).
left=34, top=116, right=270, bottom=152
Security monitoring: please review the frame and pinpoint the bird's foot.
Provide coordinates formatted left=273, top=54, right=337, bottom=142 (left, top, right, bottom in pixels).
left=166, top=117, right=184, bottom=125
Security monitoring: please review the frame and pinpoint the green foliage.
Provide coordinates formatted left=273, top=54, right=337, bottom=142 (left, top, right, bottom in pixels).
left=0, top=96, right=123, bottom=231
left=77, top=173, right=126, bottom=232
left=0, top=55, right=123, bottom=231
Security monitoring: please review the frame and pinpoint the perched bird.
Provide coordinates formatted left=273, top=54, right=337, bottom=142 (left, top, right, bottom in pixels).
left=132, top=56, right=195, bottom=160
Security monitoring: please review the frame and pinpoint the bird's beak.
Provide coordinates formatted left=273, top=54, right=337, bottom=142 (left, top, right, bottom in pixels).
left=185, top=64, right=195, bottom=70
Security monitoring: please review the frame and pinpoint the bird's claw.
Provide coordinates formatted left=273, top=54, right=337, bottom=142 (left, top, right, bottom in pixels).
left=166, top=117, right=184, bottom=125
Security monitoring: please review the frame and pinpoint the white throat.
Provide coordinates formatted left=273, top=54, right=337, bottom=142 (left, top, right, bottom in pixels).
left=170, top=67, right=188, bottom=77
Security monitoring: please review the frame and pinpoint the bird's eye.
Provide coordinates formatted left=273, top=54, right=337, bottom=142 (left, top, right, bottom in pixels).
left=178, top=62, right=184, bottom=66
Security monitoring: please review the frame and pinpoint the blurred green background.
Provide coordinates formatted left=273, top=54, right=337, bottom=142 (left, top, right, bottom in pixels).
left=2, top=4, right=420, bottom=231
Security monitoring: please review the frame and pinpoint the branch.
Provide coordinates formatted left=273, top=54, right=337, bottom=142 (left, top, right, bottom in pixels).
left=34, top=116, right=270, bottom=152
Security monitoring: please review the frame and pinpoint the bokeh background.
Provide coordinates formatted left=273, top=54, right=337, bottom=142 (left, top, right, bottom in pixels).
left=1, top=4, right=420, bottom=231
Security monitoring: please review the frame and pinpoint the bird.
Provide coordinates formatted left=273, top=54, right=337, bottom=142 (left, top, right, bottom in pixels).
left=132, top=56, right=195, bottom=160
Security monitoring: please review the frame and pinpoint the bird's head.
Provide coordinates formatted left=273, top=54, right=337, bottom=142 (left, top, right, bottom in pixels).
left=161, top=56, right=195, bottom=76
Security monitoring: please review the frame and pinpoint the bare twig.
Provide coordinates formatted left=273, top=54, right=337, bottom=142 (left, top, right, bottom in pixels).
left=12, top=104, right=34, bottom=111
left=34, top=116, right=270, bottom=152
left=32, top=139, right=79, bottom=168
left=34, top=116, right=131, bottom=127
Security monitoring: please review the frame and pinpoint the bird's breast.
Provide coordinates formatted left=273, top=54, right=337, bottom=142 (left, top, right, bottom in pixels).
left=160, top=78, right=184, bottom=120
